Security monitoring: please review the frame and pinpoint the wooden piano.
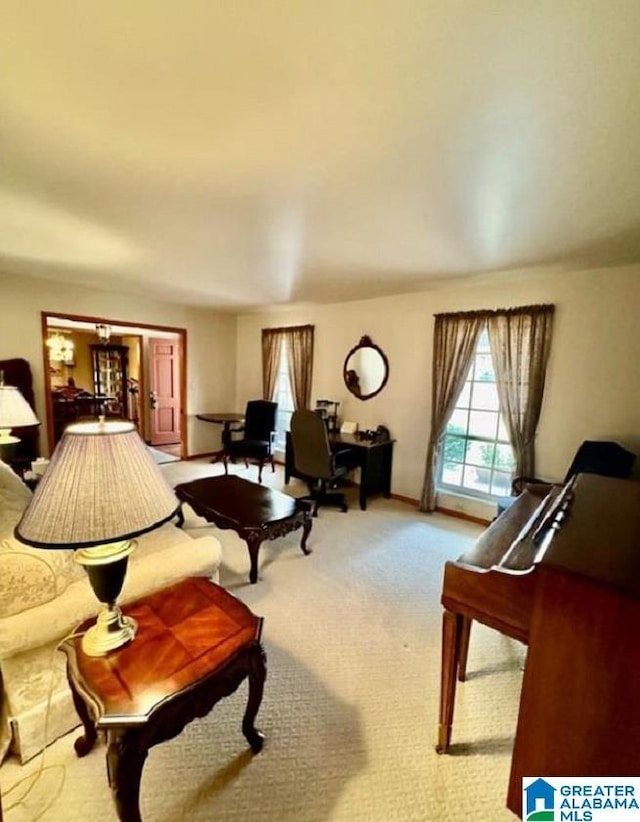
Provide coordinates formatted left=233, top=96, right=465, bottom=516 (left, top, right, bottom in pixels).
left=436, top=473, right=640, bottom=818
left=436, top=479, right=566, bottom=754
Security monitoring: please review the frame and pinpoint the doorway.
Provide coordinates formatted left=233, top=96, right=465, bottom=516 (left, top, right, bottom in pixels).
left=148, top=337, right=182, bottom=448
left=41, top=312, right=187, bottom=457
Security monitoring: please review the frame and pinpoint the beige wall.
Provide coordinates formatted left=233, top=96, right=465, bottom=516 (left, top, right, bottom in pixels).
left=0, top=271, right=237, bottom=457
left=236, top=266, right=640, bottom=518
left=5, top=265, right=639, bottom=517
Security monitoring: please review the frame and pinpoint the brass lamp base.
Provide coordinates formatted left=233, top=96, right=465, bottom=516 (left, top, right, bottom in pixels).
left=81, top=606, right=137, bottom=657
left=74, top=540, right=138, bottom=657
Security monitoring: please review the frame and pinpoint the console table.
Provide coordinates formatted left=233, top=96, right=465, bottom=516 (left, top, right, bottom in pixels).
left=284, top=431, right=394, bottom=511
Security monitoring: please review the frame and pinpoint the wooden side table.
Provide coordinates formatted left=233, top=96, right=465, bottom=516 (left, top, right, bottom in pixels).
left=195, top=412, right=244, bottom=463
left=59, top=578, right=266, bottom=822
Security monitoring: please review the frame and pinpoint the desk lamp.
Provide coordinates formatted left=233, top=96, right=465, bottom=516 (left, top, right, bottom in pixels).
left=0, top=373, right=40, bottom=446
left=15, top=419, right=179, bottom=656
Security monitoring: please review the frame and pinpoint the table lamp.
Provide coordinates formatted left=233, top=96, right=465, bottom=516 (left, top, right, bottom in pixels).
left=0, top=373, right=40, bottom=445
left=14, top=419, right=179, bottom=656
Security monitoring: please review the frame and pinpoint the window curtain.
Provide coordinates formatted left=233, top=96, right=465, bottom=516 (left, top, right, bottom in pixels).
left=486, top=304, right=554, bottom=480
left=284, top=325, right=314, bottom=410
left=261, top=325, right=315, bottom=409
left=261, top=328, right=283, bottom=401
left=419, top=312, right=485, bottom=512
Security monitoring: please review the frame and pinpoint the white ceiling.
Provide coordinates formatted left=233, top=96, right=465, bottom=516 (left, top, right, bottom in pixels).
left=2, top=1, right=640, bottom=310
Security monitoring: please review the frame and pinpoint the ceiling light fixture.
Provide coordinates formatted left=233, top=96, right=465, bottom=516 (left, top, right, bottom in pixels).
left=46, top=331, right=75, bottom=365
left=96, top=324, right=111, bottom=344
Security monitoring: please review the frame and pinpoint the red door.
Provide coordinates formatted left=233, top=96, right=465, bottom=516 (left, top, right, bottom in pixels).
left=149, top=338, right=181, bottom=445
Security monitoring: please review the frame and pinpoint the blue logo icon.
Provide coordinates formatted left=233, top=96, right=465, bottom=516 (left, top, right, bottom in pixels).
left=524, top=778, right=556, bottom=821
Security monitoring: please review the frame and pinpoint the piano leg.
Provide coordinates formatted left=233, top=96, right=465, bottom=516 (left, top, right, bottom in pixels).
left=436, top=609, right=463, bottom=754
left=458, top=617, right=472, bottom=682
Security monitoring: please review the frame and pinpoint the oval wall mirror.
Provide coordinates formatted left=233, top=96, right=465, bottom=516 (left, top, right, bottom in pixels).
left=343, top=335, right=389, bottom=401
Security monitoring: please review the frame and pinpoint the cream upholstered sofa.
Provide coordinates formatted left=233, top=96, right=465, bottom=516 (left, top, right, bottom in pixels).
left=0, top=460, right=223, bottom=763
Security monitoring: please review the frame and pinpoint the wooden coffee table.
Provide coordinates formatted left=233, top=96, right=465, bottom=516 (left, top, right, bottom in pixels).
left=175, top=474, right=313, bottom=583
left=59, top=578, right=266, bottom=822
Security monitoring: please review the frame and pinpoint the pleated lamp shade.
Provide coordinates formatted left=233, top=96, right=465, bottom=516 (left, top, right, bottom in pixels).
left=15, top=420, right=179, bottom=549
left=0, top=384, right=40, bottom=444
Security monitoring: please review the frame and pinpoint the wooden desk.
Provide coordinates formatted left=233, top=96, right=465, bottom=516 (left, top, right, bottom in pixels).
left=60, top=578, right=266, bottom=822
left=284, top=431, right=394, bottom=511
left=196, top=412, right=244, bottom=463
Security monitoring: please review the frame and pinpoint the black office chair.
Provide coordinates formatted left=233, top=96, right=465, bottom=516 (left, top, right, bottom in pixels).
left=223, top=400, right=278, bottom=483
left=290, top=410, right=351, bottom=516
left=497, top=439, right=636, bottom=516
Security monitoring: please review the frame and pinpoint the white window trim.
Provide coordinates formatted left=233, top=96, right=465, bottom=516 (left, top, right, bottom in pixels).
left=436, top=330, right=515, bottom=501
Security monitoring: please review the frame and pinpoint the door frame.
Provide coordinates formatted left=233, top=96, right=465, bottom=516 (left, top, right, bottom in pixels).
left=41, top=312, right=187, bottom=457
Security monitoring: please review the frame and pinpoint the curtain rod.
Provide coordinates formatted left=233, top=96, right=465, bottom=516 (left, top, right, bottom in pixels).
left=262, top=324, right=315, bottom=333
left=433, top=304, right=554, bottom=320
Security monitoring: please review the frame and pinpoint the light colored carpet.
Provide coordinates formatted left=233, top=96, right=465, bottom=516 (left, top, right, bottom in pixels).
left=1, top=461, right=524, bottom=821
left=147, top=445, right=181, bottom=465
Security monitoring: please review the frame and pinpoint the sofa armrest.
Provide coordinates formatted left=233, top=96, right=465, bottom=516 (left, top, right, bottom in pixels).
left=0, top=530, right=223, bottom=659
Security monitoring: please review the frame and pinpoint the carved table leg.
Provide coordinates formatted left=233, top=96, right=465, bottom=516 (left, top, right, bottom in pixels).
left=300, top=512, right=313, bottom=555
left=106, top=730, right=148, bottom=822
left=436, top=609, right=463, bottom=754
left=69, top=679, right=98, bottom=757
left=246, top=534, right=263, bottom=584
left=242, top=644, right=267, bottom=753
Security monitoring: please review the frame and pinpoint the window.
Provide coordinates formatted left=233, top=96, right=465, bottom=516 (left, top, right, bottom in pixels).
left=438, top=329, right=515, bottom=498
left=271, top=341, right=295, bottom=451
